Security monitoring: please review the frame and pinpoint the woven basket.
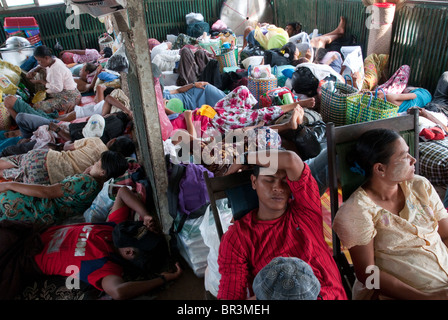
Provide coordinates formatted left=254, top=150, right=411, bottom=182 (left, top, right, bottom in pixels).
left=248, top=66, right=278, bottom=108
left=199, top=40, right=221, bottom=55
left=215, top=49, right=238, bottom=73
left=345, top=88, right=399, bottom=125
left=98, top=34, right=114, bottom=51
left=320, top=77, right=359, bottom=126
left=366, top=3, right=396, bottom=56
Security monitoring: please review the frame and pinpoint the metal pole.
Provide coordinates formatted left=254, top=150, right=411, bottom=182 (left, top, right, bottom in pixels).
left=112, top=4, right=172, bottom=234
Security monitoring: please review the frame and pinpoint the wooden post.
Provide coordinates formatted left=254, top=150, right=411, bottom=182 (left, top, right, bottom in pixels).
left=112, top=5, right=172, bottom=234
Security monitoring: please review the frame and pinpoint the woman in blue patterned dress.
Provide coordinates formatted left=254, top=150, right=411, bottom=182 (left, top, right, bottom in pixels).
left=0, top=150, right=128, bottom=226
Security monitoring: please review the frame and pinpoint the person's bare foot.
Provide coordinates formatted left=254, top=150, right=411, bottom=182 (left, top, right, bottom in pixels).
left=298, top=97, right=316, bottom=109
left=3, top=130, right=21, bottom=138
left=48, top=122, right=60, bottom=132
left=335, top=16, right=346, bottom=35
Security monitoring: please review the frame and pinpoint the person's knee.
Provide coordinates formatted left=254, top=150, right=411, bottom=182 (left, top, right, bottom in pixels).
left=244, top=26, right=254, bottom=34
left=440, top=71, right=448, bottom=83
left=15, top=113, right=26, bottom=125
left=4, top=95, right=17, bottom=109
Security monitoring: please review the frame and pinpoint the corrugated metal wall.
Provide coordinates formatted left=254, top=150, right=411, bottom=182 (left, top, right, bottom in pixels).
left=143, top=0, right=223, bottom=42
left=0, top=5, right=106, bottom=51
left=275, top=0, right=369, bottom=56
left=0, top=1, right=446, bottom=93
left=274, top=0, right=447, bottom=93
left=390, top=1, right=448, bottom=93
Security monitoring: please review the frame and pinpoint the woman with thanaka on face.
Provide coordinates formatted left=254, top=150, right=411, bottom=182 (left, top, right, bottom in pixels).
left=333, top=128, right=448, bottom=300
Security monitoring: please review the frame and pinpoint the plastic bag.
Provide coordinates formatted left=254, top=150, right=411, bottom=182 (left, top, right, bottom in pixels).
left=186, top=12, right=204, bottom=25
left=250, top=64, right=272, bottom=79
left=83, top=179, right=114, bottom=222
left=31, top=90, right=46, bottom=104
left=240, top=45, right=265, bottom=62
left=241, top=56, right=264, bottom=70
left=254, top=26, right=289, bottom=50
left=0, top=60, right=21, bottom=85
left=199, top=200, right=233, bottom=297
left=288, top=31, right=310, bottom=45
left=341, top=46, right=364, bottom=89
left=187, top=22, right=210, bottom=38
left=154, top=77, right=173, bottom=140
left=211, top=19, right=227, bottom=32
left=105, top=45, right=128, bottom=73
left=0, top=76, right=17, bottom=95
left=176, top=214, right=209, bottom=277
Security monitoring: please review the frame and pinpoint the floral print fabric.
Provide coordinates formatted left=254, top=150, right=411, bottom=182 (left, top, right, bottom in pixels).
left=34, top=89, right=81, bottom=113
left=2, top=149, right=49, bottom=184
left=0, top=174, right=100, bottom=226
left=377, top=65, right=411, bottom=95
left=209, top=86, right=284, bottom=134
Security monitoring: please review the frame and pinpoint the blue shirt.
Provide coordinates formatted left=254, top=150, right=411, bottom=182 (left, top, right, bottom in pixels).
left=398, top=88, right=432, bottom=113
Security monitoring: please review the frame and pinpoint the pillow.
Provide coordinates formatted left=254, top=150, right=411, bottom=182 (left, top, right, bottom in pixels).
left=242, top=56, right=264, bottom=70
left=70, top=64, right=83, bottom=77
left=226, top=183, right=259, bottom=220
left=98, top=71, right=119, bottom=82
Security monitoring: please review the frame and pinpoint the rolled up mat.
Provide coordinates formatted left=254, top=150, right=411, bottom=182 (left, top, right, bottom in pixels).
left=367, top=2, right=396, bottom=56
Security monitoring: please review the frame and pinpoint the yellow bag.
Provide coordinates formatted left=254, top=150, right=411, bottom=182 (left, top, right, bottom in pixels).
left=0, top=76, right=18, bottom=95
left=197, top=104, right=217, bottom=119
left=254, top=26, right=289, bottom=50
left=0, top=60, right=21, bottom=94
left=0, top=102, right=12, bottom=131
left=32, top=90, right=47, bottom=104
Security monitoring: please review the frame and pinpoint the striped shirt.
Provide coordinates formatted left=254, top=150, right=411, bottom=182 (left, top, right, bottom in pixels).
left=217, top=164, right=347, bottom=300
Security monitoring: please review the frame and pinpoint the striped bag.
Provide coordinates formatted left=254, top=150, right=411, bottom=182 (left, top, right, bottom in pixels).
left=419, top=139, right=448, bottom=185
left=215, top=49, right=237, bottom=73
left=320, top=76, right=359, bottom=126
left=248, top=66, right=278, bottom=108
left=345, top=88, right=399, bottom=125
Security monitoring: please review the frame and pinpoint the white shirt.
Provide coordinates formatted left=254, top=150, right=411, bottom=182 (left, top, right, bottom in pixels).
left=45, top=58, right=77, bottom=94
left=74, top=100, right=105, bottom=119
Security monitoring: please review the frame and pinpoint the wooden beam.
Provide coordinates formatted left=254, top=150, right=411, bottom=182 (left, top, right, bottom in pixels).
left=112, top=5, right=172, bottom=234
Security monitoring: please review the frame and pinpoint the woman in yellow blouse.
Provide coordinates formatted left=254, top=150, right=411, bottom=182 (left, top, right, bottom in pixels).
left=333, top=128, right=448, bottom=300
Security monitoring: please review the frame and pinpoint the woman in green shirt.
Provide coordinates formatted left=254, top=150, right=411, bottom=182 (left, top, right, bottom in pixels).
left=0, top=150, right=128, bottom=226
